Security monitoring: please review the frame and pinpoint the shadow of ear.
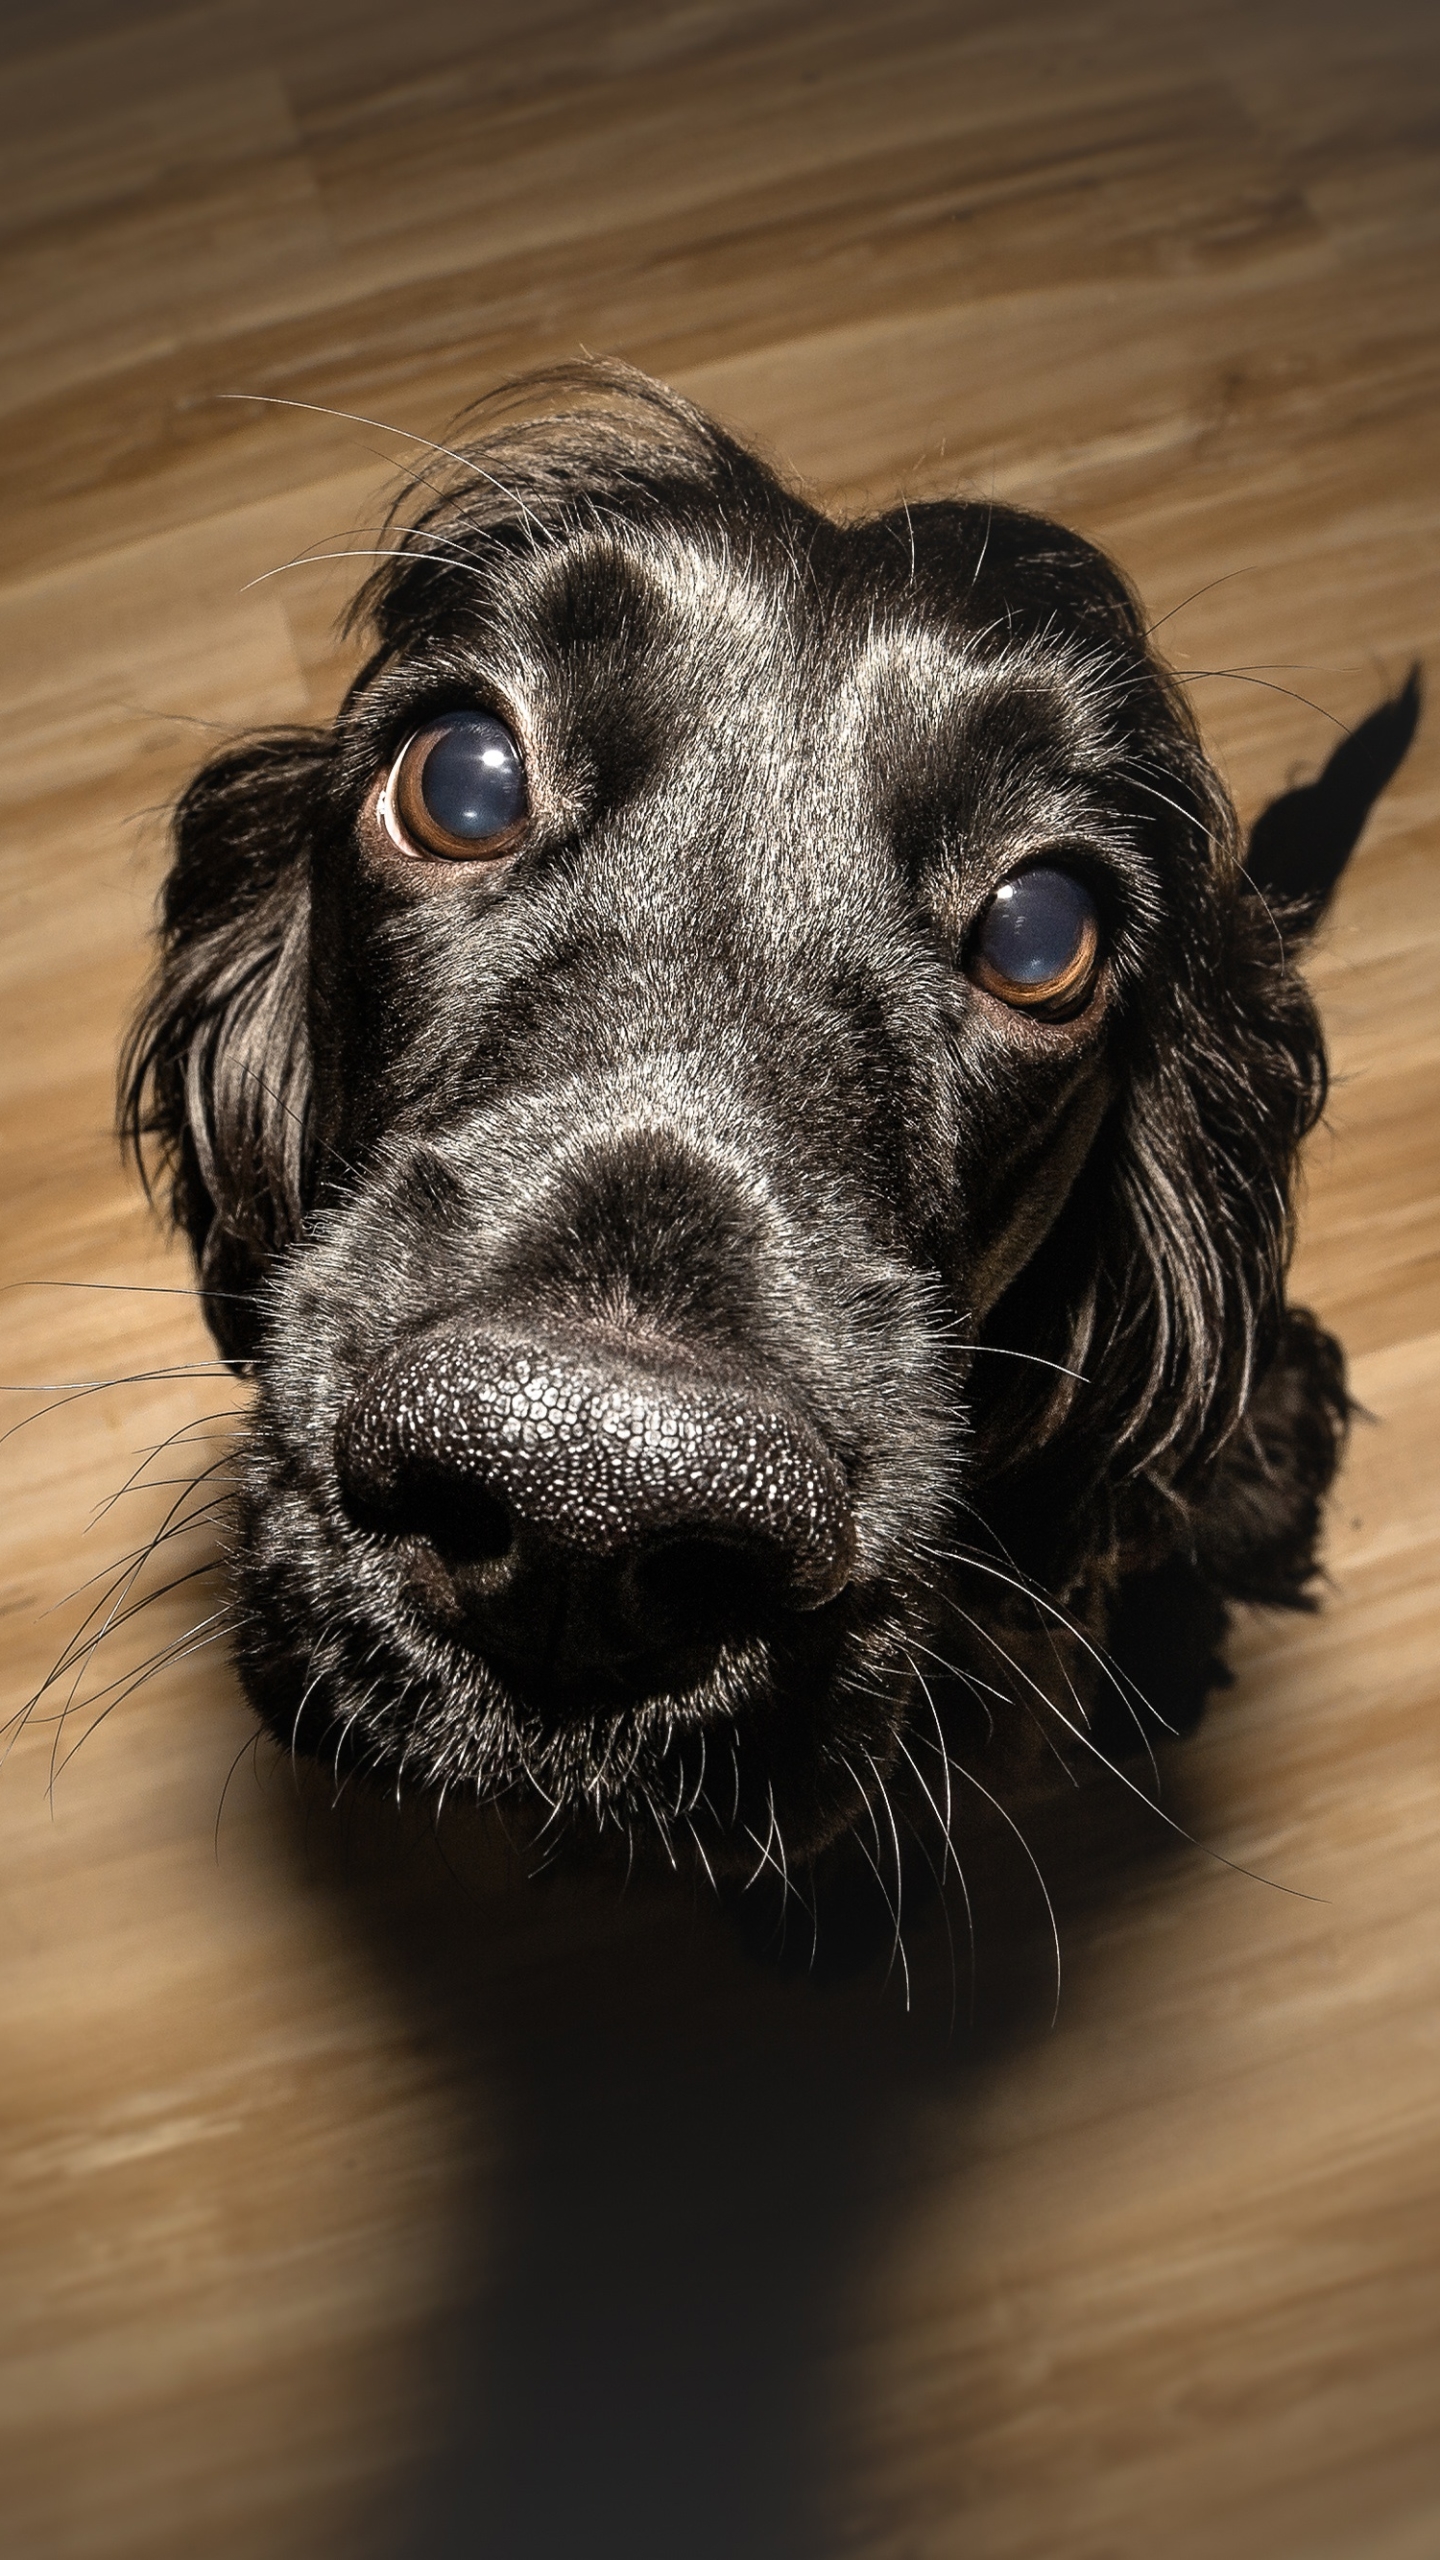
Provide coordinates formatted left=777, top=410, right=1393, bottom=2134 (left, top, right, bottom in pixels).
left=1246, top=666, right=1421, bottom=929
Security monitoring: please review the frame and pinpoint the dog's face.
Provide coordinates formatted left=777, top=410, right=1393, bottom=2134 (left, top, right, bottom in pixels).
left=128, top=374, right=1331, bottom=1874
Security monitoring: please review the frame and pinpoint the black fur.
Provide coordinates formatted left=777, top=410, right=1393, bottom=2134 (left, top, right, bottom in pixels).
left=120, top=363, right=1414, bottom=1891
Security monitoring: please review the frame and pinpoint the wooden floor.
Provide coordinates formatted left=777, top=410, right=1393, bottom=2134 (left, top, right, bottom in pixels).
left=2, top=4, right=1438, bottom=2553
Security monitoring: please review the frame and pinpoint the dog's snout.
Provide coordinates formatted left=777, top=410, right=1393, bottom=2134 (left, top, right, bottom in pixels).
left=335, top=1330, right=855, bottom=1705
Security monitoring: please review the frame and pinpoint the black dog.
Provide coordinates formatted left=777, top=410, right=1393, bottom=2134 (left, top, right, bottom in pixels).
left=122, top=363, right=1417, bottom=1907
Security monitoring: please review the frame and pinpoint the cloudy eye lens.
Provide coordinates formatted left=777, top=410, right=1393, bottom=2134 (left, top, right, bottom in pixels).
left=387, top=711, right=528, bottom=861
left=970, top=866, right=1101, bottom=1016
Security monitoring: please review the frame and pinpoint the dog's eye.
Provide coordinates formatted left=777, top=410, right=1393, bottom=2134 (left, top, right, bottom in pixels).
left=385, top=712, right=528, bottom=861
left=969, top=866, right=1101, bottom=1017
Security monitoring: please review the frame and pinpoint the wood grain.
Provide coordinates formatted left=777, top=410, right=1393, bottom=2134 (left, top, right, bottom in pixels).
left=1, top=5, right=1437, bottom=2554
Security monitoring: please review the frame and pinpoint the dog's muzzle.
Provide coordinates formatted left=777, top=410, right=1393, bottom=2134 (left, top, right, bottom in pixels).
left=335, top=1326, right=857, bottom=1716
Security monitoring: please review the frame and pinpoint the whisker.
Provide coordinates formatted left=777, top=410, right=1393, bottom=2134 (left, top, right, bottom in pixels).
left=1, top=1279, right=252, bottom=1303
left=644, top=1781, right=680, bottom=1871
left=50, top=1619, right=235, bottom=1789
left=684, top=1813, right=719, bottom=1897
left=860, top=1748, right=911, bottom=2004
left=920, top=1527, right=1176, bottom=1767
left=940, top=1598, right=1325, bottom=1903
left=7, top=1596, right=235, bottom=1759
left=214, top=1727, right=264, bottom=1855
left=239, top=512, right=496, bottom=590
left=906, top=1625, right=1079, bottom=1784
left=767, top=1780, right=791, bottom=1910
left=216, top=391, right=547, bottom=539
left=46, top=1497, right=232, bottom=1622
left=888, top=1727, right=962, bottom=2015
left=912, top=1536, right=1101, bottom=1802
left=1144, top=565, right=1262, bottom=638
left=903, top=1652, right=1062, bottom=2024
left=941, top=1340, right=1090, bottom=1383
left=0, top=1372, right=241, bottom=1455
left=43, top=1449, right=236, bottom=1663
left=30, top=1559, right=228, bottom=1721
left=87, top=1412, right=248, bottom=1530
left=686, top=1724, right=708, bottom=1821
left=236, top=1062, right=362, bottom=1188
left=943, top=1503, right=1101, bottom=1737
left=288, top=1656, right=334, bottom=1779
left=1174, top=669, right=1351, bottom=731
left=831, top=1747, right=910, bottom=2001
left=919, top=1684, right=978, bottom=2026
left=242, top=545, right=473, bottom=593
left=91, top=1470, right=241, bottom=1505
left=895, top=1721, right=975, bottom=1979
left=742, top=1784, right=784, bottom=1894
left=1, top=1367, right=235, bottom=1393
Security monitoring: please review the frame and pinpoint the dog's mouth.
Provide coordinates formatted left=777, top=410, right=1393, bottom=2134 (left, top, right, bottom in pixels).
left=388, top=1505, right=859, bottom=1721
left=234, top=1422, right=920, bottom=1872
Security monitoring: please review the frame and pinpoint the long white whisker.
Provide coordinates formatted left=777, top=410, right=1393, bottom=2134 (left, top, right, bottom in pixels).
left=922, top=1530, right=1177, bottom=1763
left=942, top=1600, right=1324, bottom=1902
left=903, top=1651, right=1061, bottom=2026
left=920, top=1683, right=977, bottom=2024
left=217, top=392, right=550, bottom=541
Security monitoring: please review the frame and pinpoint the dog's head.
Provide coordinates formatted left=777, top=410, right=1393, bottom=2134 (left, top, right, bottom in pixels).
left=122, top=366, right=1397, bottom=1873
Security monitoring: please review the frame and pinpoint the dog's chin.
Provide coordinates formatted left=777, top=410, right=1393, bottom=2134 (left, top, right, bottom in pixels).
left=232, top=1559, right=919, bottom=1875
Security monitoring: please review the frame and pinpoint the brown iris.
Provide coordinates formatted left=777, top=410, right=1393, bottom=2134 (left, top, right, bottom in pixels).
left=969, top=865, right=1101, bottom=1018
left=385, top=711, right=529, bottom=862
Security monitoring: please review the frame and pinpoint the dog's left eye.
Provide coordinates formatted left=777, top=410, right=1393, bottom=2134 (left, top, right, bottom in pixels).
left=968, top=865, right=1101, bottom=1018
left=384, top=711, right=528, bottom=861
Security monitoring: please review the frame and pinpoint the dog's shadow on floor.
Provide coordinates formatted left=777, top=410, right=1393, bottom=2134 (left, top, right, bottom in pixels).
left=313, top=1774, right=1181, bottom=2560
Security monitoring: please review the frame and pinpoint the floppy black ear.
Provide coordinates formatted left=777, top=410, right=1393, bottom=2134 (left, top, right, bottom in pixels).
left=120, top=729, right=330, bottom=1368
left=1246, top=667, right=1420, bottom=928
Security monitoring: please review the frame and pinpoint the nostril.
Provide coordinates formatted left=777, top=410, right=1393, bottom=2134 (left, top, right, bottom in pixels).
left=407, top=1478, right=514, bottom=1571
left=336, top=1417, right=516, bottom=1571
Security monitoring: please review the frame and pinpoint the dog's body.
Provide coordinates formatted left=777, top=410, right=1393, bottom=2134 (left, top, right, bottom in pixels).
left=122, top=367, right=1416, bottom=1916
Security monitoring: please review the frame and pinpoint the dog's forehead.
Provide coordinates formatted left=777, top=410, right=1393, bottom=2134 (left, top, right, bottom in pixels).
left=480, top=513, right=1132, bottom=809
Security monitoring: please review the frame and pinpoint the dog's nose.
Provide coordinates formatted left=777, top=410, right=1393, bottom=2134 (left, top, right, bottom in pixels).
left=334, top=1330, right=855, bottom=1707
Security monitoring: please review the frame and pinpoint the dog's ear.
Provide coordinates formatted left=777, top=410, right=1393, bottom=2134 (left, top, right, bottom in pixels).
left=1246, top=667, right=1420, bottom=930
left=974, top=691, right=1342, bottom=1556
left=120, top=729, right=329, bottom=1367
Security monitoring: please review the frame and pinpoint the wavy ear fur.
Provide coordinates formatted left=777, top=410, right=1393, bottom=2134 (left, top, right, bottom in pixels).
left=973, top=690, right=1328, bottom=1570
left=120, top=730, right=326, bottom=1366
left=979, top=666, right=1419, bottom=1595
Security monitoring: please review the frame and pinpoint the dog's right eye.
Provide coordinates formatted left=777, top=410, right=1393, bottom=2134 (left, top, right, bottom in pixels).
left=383, top=711, right=529, bottom=861
left=968, top=865, right=1101, bottom=1019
